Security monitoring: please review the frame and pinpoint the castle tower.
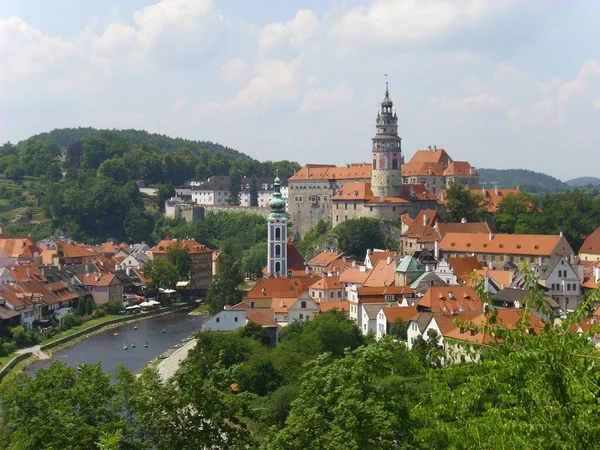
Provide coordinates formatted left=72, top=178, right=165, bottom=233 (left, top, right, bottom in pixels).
left=371, top=80, right=403, bottom=198
left=267, top=172, right=288, bottom=277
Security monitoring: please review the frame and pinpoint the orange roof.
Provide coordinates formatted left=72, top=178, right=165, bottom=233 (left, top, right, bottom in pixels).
left=404, top=210, right=441, bottom=238
left=271, top=296, right=315, bottom=313
left=445, top=256, right=483, bottom=284
left=40, top=248, right=55, bottom=265
left=318, top=301, right=350, bottom=313
left=471, top=268, right=514, bottom=288
left=9, top=264, right=45, bottom=282
left=78, top=272, right=118, bottom=287
left=418, top=286, right=482, bottom=313
left=247, top=308, right=279, bottom=327
left=368, top=251, right=397, bottom=267
left=339, top=266, right=371, bottom=285
left=363, top=258, right=396, bottom=287
left=100, top=242, right=119, bottom=254
left=382, top=306, right=418, bottom=323
left=401, top=162, right=444, bottom=177
left=406, top=149, right=452, bottom=165
left=310, top=276, right=342, bottom=290
left=0, top=238, right=38, bottom=258
left=580, top=227, right=600, bottom=256
left=245, top=277, right=316, bottom=299
left=332, top=182, right=374, bottom=201
left=439, top=233, right=569, bottom=256
left=323, top=257, right=354, bottom=276
left=56, top=242, right=99, bottom=259
left=288, top=163, right=371, bottom=181
left=151, top=239, right=212, bottom=255
left=443, top=161, right=473, bottom=176
left=308, top=250, right=344, bottom=267
left=358, top=285, right=415, bottom=297
left=437, top=188, right=525, bottom=213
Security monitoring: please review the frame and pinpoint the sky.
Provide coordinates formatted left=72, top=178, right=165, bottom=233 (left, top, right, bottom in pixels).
left=1, top=0, right=599, bottom=181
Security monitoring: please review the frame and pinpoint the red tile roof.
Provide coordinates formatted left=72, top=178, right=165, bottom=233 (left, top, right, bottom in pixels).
left=245, top=277, right=316, bottom=299
left=78, top=272, right=118, bottom=287
left=288, top=164, right=371, bottom=181
left=580, top=227, right=600, bottom=256
left=310, top=276, right=343, bottom=290
left=318, top=301, right=350, bottom=313
left=418, top=286, right=482, bottom=313
left=56, top=242, right=99, bottom=259
left=363, top=258, right=396, bottom=287
left=406, top=149, right=452, bottom=165
left=151, top=239, right=212, bottom=254
left=382, top=306, right=419, bottom=323
left=339, top=266, right=371, bottom=285
left=439, top=233, right=570, bottom=256
left=0, top=238, right=39, bottom=258
left=308, top=251, right=344, bottom=267
left=445, top=256, right=483, bottom=284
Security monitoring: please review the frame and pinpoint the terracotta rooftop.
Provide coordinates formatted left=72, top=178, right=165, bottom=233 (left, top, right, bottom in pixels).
left=308, top=250, right=344, bottom=267
left=358, top=285, right=415, bottom=297
left=443, top=161, right=473, bottom=176
left=288, top=163, right=372, bottom=181
left=439, top=232, right=571, bottom=256
left=368, top=251, right=397, bottom=267
left=445, top=256, right=483, bottom=284
left=339, top=266, right=371, bottom=285
left=382, top=305, right=419, bottom=323
left=401, top=162, right=445, bottom=177
left=310, top=276, right=343, bottom=290
left=418, top=286, right=482, bottom=313
left=318, top=301, right=350, bottom=313
left=78, top=272, right=118, bottom=287
left=0, top=238, right=39, bottom=259
left=151, top=239, right=212, bottom=254
left=437, top=187, right=526, bottom=213
left=580, top=227, right=600, bottom=257
left=406, top=149, right=452, bottom=165
left=56, top=242, right=99, bottom=259
left=245, top=277, right=316, bottom=299
left=363, top=258, right=396, bottom=287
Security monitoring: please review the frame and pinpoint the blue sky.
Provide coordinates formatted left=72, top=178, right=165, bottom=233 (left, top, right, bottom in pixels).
left=1, top=0, right=599, bottom=180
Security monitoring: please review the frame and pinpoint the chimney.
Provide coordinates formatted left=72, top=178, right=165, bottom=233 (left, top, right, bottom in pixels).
left=126, top=267, right=131, bottom=276
left=440, top=191, right=445, bottom=202
left=516, top=185, right=521, bottom=191
left=448, top=291, right=454, bottom=299
left=559, top=231, right=564, bottom=238
left=280, top=300, right=284, bottom=309
left=342, top=255, right=347, bottom=263
left=482, top=186, right=486, bottom=196
left=387, top=256, right=392, bottom=265
left=306, top=167, right=310, bottom=178
left=409, top=184, right=414, bottom=197
left=305, top=266, right=309, bottom=275
left=423, top=214, right=428, bottom=227
left=489, top=232, right=494, bottom=241
left=434, top=240, right=440, bottom=259
left=494, top=185, right=499, bottom=196
left=394, top=253, right=399, bottom=267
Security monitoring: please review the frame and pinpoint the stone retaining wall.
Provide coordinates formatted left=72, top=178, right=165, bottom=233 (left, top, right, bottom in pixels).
left=0, top=352, right=32, bottom=380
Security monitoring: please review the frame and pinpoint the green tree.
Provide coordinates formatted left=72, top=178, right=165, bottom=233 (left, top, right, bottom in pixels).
left=154, top=182, right=175, bottom=212
left=228, top=170, right=242, bottom=206
left=166, top=241, right=191, bottom=280
left=81, top=136, right=110, bottom=169
left=242, top=242, right=267, bottom=279
left=334, top=217, right=385, bottom=259
left=205, top=253, right=244, bottom=314
left=264, top=340, right=399, bottom=450
left=143, top=259, right=180, bottom=291
left=249, top=175, right=259, bottom=206
left=98, top=157, right=130, bottom=182
left=389, top=318, right=408, bottom=340
left=442, top=181, right=489, bottom=223
left=494, top=192, right=532, bottom=233
left=123, top=207, right=154, bottom=243
left=20, top=138, right=61, bottom=176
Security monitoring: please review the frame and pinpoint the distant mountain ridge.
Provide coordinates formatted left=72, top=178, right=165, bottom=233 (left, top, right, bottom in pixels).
left=27, top=127, right=249, bottom=160
left=564, top=176, right=600, bottom=187
left=478, top=168, right=566, bottom=193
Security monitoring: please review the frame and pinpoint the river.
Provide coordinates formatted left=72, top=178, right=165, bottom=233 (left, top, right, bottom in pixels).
left=24, top=311, right=208, bottom=376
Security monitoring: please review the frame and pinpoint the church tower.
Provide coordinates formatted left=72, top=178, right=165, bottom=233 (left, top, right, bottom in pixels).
left=267, top=173, right=288, bottom=277
left=371, top=80, right=403, bottom=198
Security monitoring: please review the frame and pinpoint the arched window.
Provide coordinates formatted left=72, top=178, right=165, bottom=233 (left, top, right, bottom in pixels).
left=275, top=244, right=281, bottom=257
left=275, top=261, right=281, bottom=273
left=275, top=227, right=281, bottom=239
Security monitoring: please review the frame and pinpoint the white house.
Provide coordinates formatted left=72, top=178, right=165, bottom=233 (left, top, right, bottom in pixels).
left=201, top=309, right=247, bottom=332
left=0, top=267, right=15, bottom=286
left=272, top=292, right=319, bottom=325
left=119, top=252, right=150, bottom=271
left=339, top=266, right=370, bottom=324
left=375, top=306, right=419, bottom=340
left=360, top=303, right=388, bottom=335
left=536, top=255, right=582, bottom=312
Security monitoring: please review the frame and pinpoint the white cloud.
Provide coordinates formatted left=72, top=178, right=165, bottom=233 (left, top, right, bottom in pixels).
left=259, top=10, right=318, bottom=56
left=330, top=0, right=513, bottom=51
left=221, top=58, right=252, bottom=84
left=298, top=81, right=354, bottom=113
left=234, top=59, right=300, bottom=108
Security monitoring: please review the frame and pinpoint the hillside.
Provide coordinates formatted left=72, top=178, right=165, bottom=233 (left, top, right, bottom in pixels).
left=27, top=127, right=249, bottom=160
left=565, top=176, right=600, bottom=186
left=478, top=168, right=566, bottom=193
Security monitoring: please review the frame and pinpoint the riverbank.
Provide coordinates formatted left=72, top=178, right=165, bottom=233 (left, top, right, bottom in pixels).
left=0, top=303, right=195, bottom=381
left=155, top=338, right=198, bottom=380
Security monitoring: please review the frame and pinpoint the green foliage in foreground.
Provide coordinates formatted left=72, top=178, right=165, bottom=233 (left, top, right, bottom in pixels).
left=3, top=277, right=600, bottom=449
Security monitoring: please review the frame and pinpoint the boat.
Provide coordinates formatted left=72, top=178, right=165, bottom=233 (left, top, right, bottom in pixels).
left=162, top=329, right=166, bottom=334
left=157, top=354, right=168, bottom=360
left=134, top=325, right=138, bottom=330
left=144, top=342, right=149, bottom=348
left=122, top=344, right=128, bottom=350
left=114, top=332, right=119, bottom=336
left=181, top=337, right=192, bottom=343
left=131, top=342, right=136, bottom=348
left=76, top=363, right=84, bottom=371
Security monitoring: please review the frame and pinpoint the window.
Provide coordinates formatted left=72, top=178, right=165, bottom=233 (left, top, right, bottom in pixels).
left=216, top=317, right=220, bottom=323
left=275, top=261, right=281, bottom=273
left=251, top=301, right=255, bottom=308
left=301, top=301, right=307, bottom=308
left=299, top=313, right=304, bottom=320
left=275, top=227, right=281, bottom=239
left=275, top=244, right=281, bottom=257
left=353, top=203, right=357, bottom=210
left=234, top=317, right=238, bottom=322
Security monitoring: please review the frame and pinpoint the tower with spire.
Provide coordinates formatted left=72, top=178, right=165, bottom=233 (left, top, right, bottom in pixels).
left=267, top=171, right=288, bottom=277
left=371, top=77, right=403, bottom=198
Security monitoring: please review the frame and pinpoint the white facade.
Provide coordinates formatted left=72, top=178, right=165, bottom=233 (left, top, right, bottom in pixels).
left=433, top=259, right=460, bottom=285
left=538, top=257, right=581, bottom=312
left=376, top=308, right=388, bottom=340
left=267, top=218, right=288, bottom=277
left=201, top=309, right=247, bottom=332
left=0, top=267, right=15, bottom=286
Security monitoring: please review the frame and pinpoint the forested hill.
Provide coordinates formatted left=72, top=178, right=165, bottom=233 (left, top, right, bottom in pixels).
left=478, top=168, right=566, bottom=193
left=28, top=127, right=248, bottom=160
left=565, top=176, right=600, bottom=187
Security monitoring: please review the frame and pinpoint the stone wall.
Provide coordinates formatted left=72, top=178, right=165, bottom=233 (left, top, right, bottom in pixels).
left=202, top=204, right=270, bottom=218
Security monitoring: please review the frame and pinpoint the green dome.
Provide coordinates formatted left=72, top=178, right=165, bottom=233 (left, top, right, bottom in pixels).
left=268, top=174, right=287, bottom=220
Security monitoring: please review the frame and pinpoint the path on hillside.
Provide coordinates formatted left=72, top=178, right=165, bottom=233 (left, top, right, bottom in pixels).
left=16, top=345, right=50, bottom=360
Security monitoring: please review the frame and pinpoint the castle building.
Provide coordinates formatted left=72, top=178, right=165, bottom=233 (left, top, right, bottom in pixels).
left=267, top=174, right=288, bottom=277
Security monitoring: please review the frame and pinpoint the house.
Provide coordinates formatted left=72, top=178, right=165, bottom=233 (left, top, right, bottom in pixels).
left=307, top=251, right=344, bottom=275
left=437, top=185, right=526, bottom=213
left=365, top=250, right=397, bottom=270
left=409, top=271, right=447, bottom=295
left=469, top=268, right=515, bottom=294
left=434, top=256, right=483, bottom=285
left=271, top=292, right=319, bottom=325
left=579, top=227, right=600, bottom=262
left=395, top=255, right=424, bottom=286
left=151, top=239, right=213, bottom=291
left=361, top=303, right=389, bottom=335
left=417, top=286, right=482, bottom=314
left=77, top=272, right=123, bottom=306
left=201, top=309, right=247, bottom=332
left=0, top=237, right=42, bottom=268
left=318, top=301, right=350, bottom=315
left=491, top=288, right=560, bottom=318
left=119, top=252, right=150, bottom=270
left=309, top=276, right=345, bottom=302
left=353, top=285, right=415, bottom=330
left=535, top=254, right=582, bottom=312
left=52, top=242, right=99, bottom=266
left=363, top=257, right=396, bottom=287
left=439, top=232, right=574, bottom=270
left=243, top=277, right=317, bottom=309
left=322, top=256, right=355, bottom=276
left=375, top=305, right=419, bottom=340
left=0, top=267, right=15, bottom=286
left=339, top=266, right=371, bottom=322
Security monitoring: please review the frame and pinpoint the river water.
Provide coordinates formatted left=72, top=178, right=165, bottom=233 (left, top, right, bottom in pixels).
left=24, top=311, right=208, bottom=376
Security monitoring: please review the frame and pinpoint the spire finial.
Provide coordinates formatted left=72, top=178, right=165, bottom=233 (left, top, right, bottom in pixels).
left=385, top=73, right=389, bottom=97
